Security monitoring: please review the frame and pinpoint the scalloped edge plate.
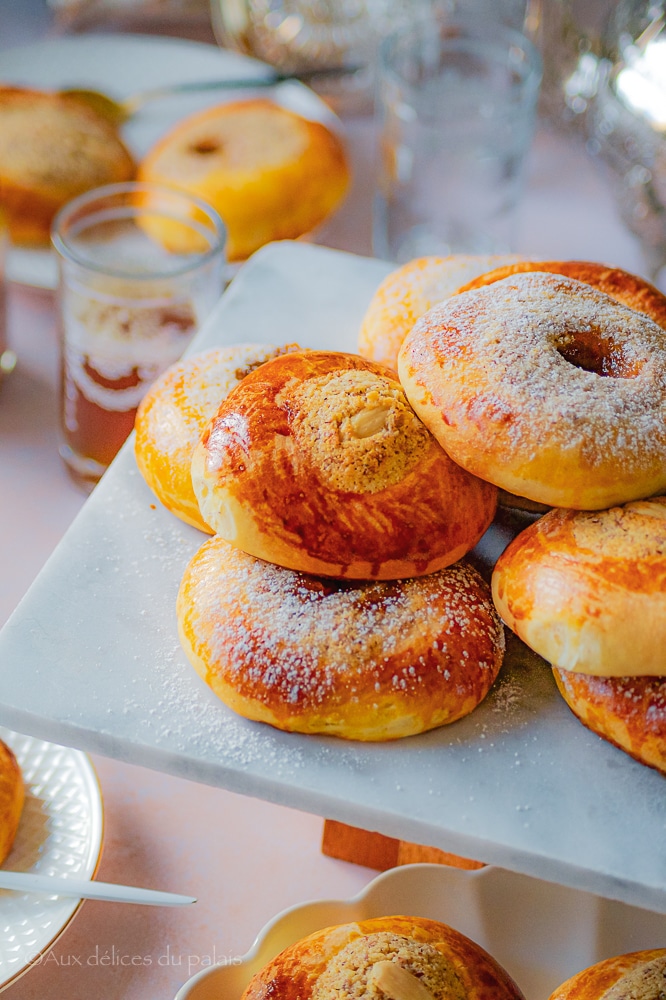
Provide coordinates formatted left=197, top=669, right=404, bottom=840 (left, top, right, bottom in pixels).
left=175, top=862, right=666, bottom=1000
left=0, top=727, right=103, bottom=993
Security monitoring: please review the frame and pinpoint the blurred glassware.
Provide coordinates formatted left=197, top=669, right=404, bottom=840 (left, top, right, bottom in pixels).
left=373, top=17, right=541, bottom=262
left=211, top=0, right=535, bottom=115
left=531, top=0, right=616, bottom=132
left=588, top=1, right=666, bottom=284
left=48, top=0, right=214, bottom=38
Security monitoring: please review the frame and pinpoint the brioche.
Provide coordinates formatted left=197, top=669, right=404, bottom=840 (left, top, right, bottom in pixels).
left=177, top=535, right=505, bottom=740
left=547, top=948, right=666, bottom=1000
left=0, top=86, right=135, bottom=246
left=0, top=738, right=24, bottom=865
left=134, top=342, right=299, bottom=531
left=491, top=498, right=666, bottom=678
left=191, top=350, right=497, bottom=580
left=137, top=98, right=349, bottom=261
left=358, top=253, right=521, bottom=372
left=240, top=915, right=526, bottom=999
left=398, top=272, right=666, bottom=510
left=552, top=670, right=666, bottom=774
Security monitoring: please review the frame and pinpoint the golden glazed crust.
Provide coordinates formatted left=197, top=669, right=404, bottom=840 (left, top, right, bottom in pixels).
left=491, top=498, right=666, bottom=677
left=0, top=738, right=24, bottom=865
left=547, top=949, right=666, bottom=1000
left=134, top=343, right=298, bottom=532
left=553, top=670, right=666, bottom=774
left=0, top=86, right=135, bottom=246
left=191, top=350, right=497, bottom=580
left=458, top=260, right=666, bottom=330
left=240, top=916, right=525, bottom=1000
left=398, top=271, right=666, bottom=510
left=357, top=253, right=522, bottom=372
left=138, top=98, right=349, bottom=261
left=176, top=535, right=505, bottom=740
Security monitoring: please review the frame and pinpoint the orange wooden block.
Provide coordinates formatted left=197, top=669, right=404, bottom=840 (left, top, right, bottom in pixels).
left=321, top=819, right=484, bottom=871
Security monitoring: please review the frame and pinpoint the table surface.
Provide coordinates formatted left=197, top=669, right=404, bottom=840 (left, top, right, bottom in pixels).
left=0, top=3, right=656, bottom=999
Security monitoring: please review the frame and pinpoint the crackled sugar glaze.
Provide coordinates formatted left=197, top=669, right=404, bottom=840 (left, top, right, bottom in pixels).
left=288, top=368, right=430, bottom=494
left=177, top=535, right=504, bottom=740
left=601, top=955, right=666, bottom=1000
left=312, top=933, right=466, bottom=1000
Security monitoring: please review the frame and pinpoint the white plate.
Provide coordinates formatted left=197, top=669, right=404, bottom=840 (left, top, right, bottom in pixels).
left=0, top=34, right=340, bottom=289
left=0, top=726, right=103, bottom=993
left=176, top=863, right=666, bottom=1000
left=0, top=242, right=665, bottom=917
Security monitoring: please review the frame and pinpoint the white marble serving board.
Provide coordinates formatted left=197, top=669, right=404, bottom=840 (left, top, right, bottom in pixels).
left=1, top=242, right=665, bottom=915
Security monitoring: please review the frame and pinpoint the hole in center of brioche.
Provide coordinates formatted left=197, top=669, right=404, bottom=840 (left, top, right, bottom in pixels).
left=557, top=331, right=644, bottom=378
left=189, top=138, right=220, bottom=155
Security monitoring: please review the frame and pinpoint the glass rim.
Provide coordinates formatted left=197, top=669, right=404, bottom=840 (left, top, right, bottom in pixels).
left=51, top=181, right=227, bottom=281
left=379, top=19, right=543, bottom=89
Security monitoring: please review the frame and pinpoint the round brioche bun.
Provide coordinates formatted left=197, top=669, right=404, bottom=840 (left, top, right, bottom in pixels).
left=240, top=915, right=526, bottom=999
left=491, top=498, right=666, bottom=678
left=177, top=535, right=505, bottom=740
left=398, top=272, right=666, bottom=510
left=0, top=85, right=134, bottom=247
left=0, top=737, right=24, bottom=865
left=547, top=949, right=666, bottom=1000
left=137, top=97, right=350, bottom=261
left=191, top=349, right=497, bottom=580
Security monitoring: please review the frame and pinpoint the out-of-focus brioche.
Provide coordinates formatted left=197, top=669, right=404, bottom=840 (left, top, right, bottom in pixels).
left=0, top=86, right=135, bottom=246
left=137, top=98, right=349, bottom=261
left=0, top=738, right=24, bottom=865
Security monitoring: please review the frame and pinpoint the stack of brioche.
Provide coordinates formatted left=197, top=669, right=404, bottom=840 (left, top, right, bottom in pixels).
left=135, top=337, right=504, bottom=741
left=364, top=254, right=666, bottom=773
left=135, top=251, right=666, bottom=771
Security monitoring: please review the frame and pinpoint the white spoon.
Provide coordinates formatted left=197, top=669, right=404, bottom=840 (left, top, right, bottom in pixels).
left=0, top=870, right=196, bottom=906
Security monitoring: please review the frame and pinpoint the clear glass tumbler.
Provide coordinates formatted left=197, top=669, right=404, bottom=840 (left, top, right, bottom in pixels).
left=52, top=182, right=226, bottom=492
left=373, top=18, right=542, bottom=263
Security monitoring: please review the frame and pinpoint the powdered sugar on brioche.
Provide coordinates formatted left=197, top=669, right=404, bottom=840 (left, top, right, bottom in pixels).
left=177, top=535, right=505, bottom=740
left=399, top=272, right=666, bottom=508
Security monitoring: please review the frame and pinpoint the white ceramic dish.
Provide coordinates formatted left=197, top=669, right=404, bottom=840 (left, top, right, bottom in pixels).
left=0, top=726, right=103, bottom=993
left=175, top=862, right=666, bottom=1000
left=0, top=34, right=340, bottom=289
left=0, top=242, right=665, bottom=916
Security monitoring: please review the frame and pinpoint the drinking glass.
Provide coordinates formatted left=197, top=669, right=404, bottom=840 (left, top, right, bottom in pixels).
left=373, top=18, right=542, bottom=263
left=52, top=182, right=226, bottom=492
